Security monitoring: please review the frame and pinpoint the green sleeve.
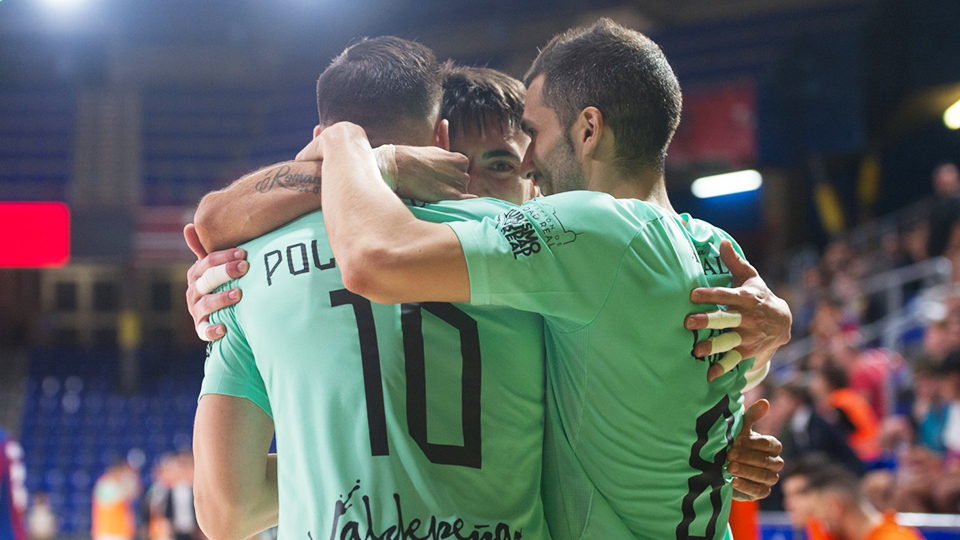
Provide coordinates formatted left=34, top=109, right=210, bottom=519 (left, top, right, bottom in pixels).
left=199, top=281, right=273, bottom=419
left=446, top=191, right=651, bottom=328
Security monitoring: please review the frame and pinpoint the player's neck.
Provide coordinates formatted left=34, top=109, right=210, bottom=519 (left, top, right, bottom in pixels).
left=590, top=165, right=676, bottom=215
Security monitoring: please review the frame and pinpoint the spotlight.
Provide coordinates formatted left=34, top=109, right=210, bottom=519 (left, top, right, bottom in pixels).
left=691, top=170, right=763, bottom=199
left=945, top=98, right=960, bottom=130
left=39, top=0, right=89, bottom=10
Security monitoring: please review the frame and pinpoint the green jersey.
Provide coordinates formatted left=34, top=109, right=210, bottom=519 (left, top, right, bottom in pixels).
left=201, top=199, right=550, bottom=540
left=447, top=191, right=750, bottom=540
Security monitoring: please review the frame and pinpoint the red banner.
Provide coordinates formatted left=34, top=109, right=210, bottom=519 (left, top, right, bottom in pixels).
left=0, top=202, right=70, bottom=268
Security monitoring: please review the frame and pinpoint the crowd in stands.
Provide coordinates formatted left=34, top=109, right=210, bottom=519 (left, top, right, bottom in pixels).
left=753, top=163, right=960, bottom=530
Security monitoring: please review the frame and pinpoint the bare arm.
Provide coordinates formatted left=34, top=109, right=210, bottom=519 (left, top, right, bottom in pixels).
left=193, top=395, right=278, bottom=540
left=194, top=141, right=471, bottom=254
left=194, top=161, right=324, bottom=253
left=319, top=122, right=470, bottom=305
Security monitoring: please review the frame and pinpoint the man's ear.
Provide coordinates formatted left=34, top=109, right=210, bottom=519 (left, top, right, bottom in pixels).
left=434, top=118, right=450, bottom=151
left=575, top=107, right=608, bottom=160
left=313, top=125, right=322, bottom=138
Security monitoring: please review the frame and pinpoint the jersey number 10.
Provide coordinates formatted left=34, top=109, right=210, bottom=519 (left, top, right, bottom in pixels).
left=330, top=289, right=482, bottom=469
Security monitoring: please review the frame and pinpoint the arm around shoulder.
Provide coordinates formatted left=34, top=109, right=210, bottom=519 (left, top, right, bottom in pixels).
left=194, top=161, right=324, bottom=252
left=319, top=122, right=470, bottom=305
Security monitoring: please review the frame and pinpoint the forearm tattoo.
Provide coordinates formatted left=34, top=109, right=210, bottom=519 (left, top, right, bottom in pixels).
left=254, top=165, right=321, bottom=194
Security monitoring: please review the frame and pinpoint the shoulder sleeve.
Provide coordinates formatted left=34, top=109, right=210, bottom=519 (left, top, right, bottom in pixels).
left=446, top=191, right=644, bottom=327
left=199, top=281, right=273, bottom=419
left=408, top=197, right=517, bottom=224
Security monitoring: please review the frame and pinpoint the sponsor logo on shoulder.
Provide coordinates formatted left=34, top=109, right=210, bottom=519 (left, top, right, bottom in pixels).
left=495, top=202, right=579, bottom=259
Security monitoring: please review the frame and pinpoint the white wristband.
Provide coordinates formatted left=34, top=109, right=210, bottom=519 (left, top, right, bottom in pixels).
left=374, top=144, right=399, bottom=192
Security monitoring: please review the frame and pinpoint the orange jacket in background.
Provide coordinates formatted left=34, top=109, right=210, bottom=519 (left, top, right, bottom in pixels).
left=828, top=388, right=881, bottom=461
left=864, top=511, right=926, bottom=540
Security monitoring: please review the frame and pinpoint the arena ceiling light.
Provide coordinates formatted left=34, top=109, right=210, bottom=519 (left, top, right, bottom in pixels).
left=39, top=0, right=89, bottom=10
left=946, top=98, right=960, bottom=130
left=691, top=170, right=763, bottom=199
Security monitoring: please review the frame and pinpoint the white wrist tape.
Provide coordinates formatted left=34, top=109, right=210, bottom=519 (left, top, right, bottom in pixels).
left=374, top=144, right=399, bottom=191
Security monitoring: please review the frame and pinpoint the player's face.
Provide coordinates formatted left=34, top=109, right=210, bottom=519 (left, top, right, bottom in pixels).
left=782, top=476, right=814, bottom=527
left=520, top=75, right=588, bottom=196
left=450, top=121, right=536, bottom=205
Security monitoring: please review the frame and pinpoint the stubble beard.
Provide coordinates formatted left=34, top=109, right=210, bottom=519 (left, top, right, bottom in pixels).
left=538, top=132, right=587, bottom=196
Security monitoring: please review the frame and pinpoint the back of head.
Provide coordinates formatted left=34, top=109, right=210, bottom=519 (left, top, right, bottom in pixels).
left=317, top=36, right=442, bottom=145
left=802, top=461, right=862, bottom=504
left=779, top=379, right=814, bottom=408
left=524, top=18, right=682, bottom=175
left=441, top=63, right=525, bottom=141
left=820, top=361, right=849, bottom=391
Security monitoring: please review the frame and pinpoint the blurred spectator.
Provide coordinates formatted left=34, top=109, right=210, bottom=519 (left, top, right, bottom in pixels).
left=167, top=453, right=197, bottom=540
left=770, top=380, right=864, bottom=475
left=140, top=457, right=173, bottom=540
left=911, top=358, right=948, bottom=454
left=812, top=362, right=882, bottom=462
left=139, top=453, right=197, bottom=540
left=793, top=266, right=825, bottom=338
left=26, top=494, right=56, bottom=540
left=940, top=352, right=960, bottom=468
left=784, top=457, right=926, bottom=540
left=829, top=336, right=893, bottom=421
left=92, top=463, right=141, bottom=540
left=928, top=162, right=960, bottom=259
left=782, top=455, right=836, bottom=540
left=0, top=426, right=27, bottom=540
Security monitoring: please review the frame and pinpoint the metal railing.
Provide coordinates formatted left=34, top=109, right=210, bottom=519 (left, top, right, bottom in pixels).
left=771, top=257, right=954, bottom=378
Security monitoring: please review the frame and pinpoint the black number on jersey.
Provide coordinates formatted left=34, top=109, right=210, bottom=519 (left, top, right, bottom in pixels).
left=402, top=303, right=482, bottom=468
left=330, top=289, right=389, bottom=455
left=676, top=396, right=736, bottom=540
left=330, top=289, right=482, bottom=469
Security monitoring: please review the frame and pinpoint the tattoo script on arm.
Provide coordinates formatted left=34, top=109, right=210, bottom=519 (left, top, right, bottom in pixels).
left=255, top=165, right=322, bottom=194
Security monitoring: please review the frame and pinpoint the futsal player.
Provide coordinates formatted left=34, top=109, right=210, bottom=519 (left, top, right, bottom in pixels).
left=189, top=45, right=786, bottom=539
left=315, top=19, right=789, bottom=540
left=193, top=37, right=553, bottom=540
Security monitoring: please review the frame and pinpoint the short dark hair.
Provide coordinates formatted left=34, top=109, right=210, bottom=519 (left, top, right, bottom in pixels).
left=790, top=458, right=862, bottom=502
left=782, top=453, right=832, bottom=482
left=820, top=362, right=849, bottom=391
left=524, top=18, right=682, bottom=174
left=441, top=63, right=525, bottom=139
left=317, top=36, right=442, bottom=130
left=778, top=380, right=813, bottom=407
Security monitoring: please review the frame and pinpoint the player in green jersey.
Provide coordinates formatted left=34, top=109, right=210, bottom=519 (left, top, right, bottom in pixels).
left=192, top=38, right=551, bottom=540
left=188, top=51, right=788, bottom=539
left=313, top=20, right=790, bottom=540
